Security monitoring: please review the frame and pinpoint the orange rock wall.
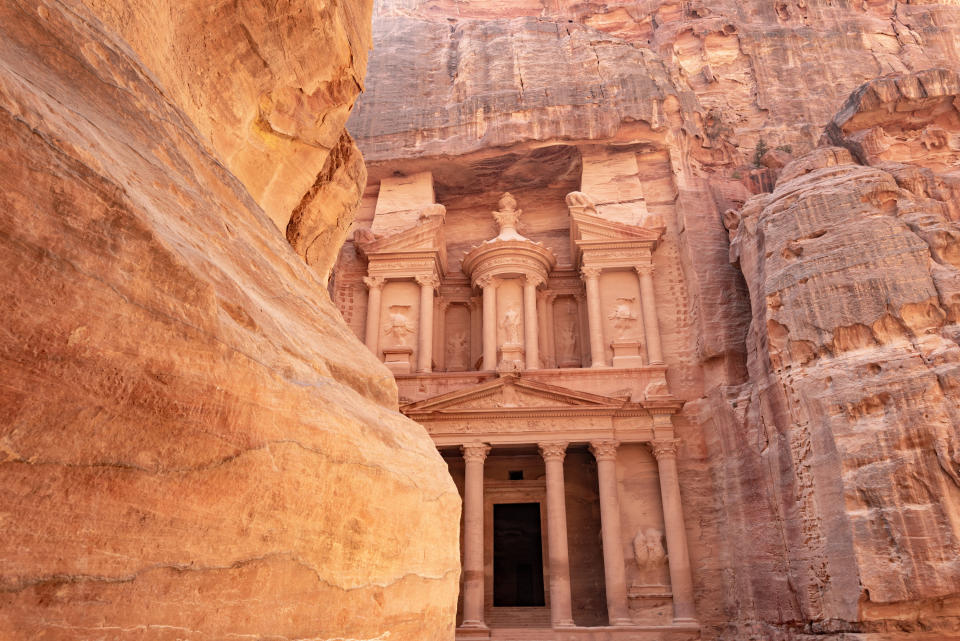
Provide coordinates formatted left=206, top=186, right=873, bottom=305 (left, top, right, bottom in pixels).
left=345, top=0, right=960, bottom=636
left=0, top=1, right=459, bottom=638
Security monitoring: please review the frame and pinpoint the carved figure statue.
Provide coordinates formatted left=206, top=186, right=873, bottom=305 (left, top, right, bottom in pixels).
left=500, top=307, right=522, bottom=345
left=608, top=297, right=638, bottom=339
left=448, top=332, right=469, bottom=368
left=633, top=528, right=666, bottom=570
left=558, top=323, right=578, bottom=360
left=383, top=305, right=415, bottom=346
left=565, top=191, right=597, bottom=214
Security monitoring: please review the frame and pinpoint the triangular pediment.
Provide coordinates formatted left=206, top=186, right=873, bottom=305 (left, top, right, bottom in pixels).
left=401, top=375, right=630, bottom=416
left=357, top=216, right=445, bottom=256
left=571, top=211, right=663, bottom=243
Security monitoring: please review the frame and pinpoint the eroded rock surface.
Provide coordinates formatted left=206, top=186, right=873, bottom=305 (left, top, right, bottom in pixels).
left=83, top=0, right=373, bottom=276
left=0, top=1, right=459, bottom=638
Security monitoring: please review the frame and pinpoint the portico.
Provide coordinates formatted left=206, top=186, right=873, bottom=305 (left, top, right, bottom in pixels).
left=403, top=376, right=697, bottom=639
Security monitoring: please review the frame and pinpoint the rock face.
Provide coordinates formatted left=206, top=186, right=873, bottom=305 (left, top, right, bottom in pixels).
left=344, top=0, right=960, bottom=636
left=724, top=70, right=960, bottom=636
left=84, top=0, right=373, bottom=280
left=0, top=1, right=458, bottom=639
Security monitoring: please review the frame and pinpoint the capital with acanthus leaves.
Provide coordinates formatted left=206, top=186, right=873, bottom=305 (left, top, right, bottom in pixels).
left=538, top=441, right=569, bottom=461
left=461, top=442, right=491, bottom=462
left=589, top=440, right=619, bottom=461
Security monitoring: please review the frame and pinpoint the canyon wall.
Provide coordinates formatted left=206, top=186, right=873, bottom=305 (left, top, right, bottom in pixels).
left=0, top=1, right=459, bottom=639
left=346, top=0, right=960, bottom=637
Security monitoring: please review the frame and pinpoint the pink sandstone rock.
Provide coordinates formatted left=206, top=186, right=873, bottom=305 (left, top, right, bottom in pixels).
left=0, top=1, right=459, bottom=638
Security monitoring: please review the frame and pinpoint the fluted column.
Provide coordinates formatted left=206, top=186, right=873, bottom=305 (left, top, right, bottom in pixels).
left=416, top=275, right=439, bottom=373
left=590, top=440, right=631, bottom=625
left=539, top=442, right=575, bottom=628
left=461, top=442, right=491, bottom=629
left=581, top=265, right=607, bottom=368
left=635, top=264, right=663, bottom=365
left=651, top=440, right=697, bottom=623
left=479, top=275, right=497, bottom=370
left=363, top=275, right=385, bottom=355
left=523, top=275, right=541, bottom=370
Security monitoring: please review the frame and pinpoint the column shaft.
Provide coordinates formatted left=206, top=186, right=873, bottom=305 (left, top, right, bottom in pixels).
left=582, top=267, right=607, bottom=368
left=416, top=276, right=437, bottom=373
left=637, top=266, right=664, bottom=365
left=363, top=276, right=384, bottom=355
left=523, top=278, right=540, bottom=370
left=481, top=279, right=497, bottom=370
left=590, top=441, right=631, bottom=625
left=540, top=442, right=575, bottom=628
left=461, top=443, right=490, bottom=629
left=653, top=441, right=697, bottom=623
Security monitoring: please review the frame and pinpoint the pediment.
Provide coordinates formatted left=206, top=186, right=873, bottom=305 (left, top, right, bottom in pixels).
left=357, top=216, right=445, bottom=256
left=401, top=376, right=629, bottom=416
left=571, top=211, right=663, bottom=243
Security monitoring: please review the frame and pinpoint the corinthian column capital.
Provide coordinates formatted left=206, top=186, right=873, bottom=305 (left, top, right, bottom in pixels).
left=581, top=265, right=603, bottom=280
left=461, top=442, right=491, bottom=462
left=538, top=441, right=569, bottom=462
left=363, top=275, right=386, bottom=290
left=415, top=274, right=440, bottom=289
left=650, top=439, right=679, bottom=460
left=476, top=274, right=496, bottom=289
left=634, top=263, right=655, bottom=277
left=589, top=440, right=619, bottom=461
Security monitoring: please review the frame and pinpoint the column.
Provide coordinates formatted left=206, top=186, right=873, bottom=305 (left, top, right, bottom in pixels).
left=581, top=265, right=608, bottom=368
left=635, top=264, right=664, bottom=365
left=542, top=293, right=557, bottom=368
left=589, top=440, right=631, bottom=625
left=523, top=275, right=541, bottom=370
left=539, top=442, right=575, bottom=628
left=479, top=275, right=497, bottom=370
left=461, top=442, right=491, bottom=629
left=416, top=275, right=438, bottom=373
left=651, top=440, right=697, bottom=623
left=363, top=275, right=385, bottom=355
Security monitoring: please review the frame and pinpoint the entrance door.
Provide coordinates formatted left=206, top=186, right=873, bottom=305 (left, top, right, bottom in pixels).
left=492, top=503, right=546, bottom=607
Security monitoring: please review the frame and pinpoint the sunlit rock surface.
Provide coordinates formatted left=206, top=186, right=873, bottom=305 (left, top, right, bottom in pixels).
left=0, top=1, right=459, bottom=638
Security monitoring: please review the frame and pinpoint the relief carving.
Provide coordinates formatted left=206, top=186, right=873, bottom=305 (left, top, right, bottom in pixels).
left=608, top=297, right=639, bottom=339
left=633, top=528, right=667, bottom=570
left=384, top=305, right=415, bottom=347
left=447, top=332, right=469, bottom=370
left=500, top=307, right=522, bottom=345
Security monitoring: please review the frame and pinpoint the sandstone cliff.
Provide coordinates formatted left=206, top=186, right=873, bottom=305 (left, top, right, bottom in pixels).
left=346, top=0, right=960, bottom=636
left=0, top=1, right=459, bottom=639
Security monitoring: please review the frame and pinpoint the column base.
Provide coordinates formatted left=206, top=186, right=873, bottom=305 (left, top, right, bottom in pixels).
left=672, top=617, right=699, bottom=627
left=457, top=623, right=491, bottom=640
left=459, top=621, right=489, bottom=630
left=552, top=620, right=576, bottom=628
left=611, top=618, right=635, bottom=626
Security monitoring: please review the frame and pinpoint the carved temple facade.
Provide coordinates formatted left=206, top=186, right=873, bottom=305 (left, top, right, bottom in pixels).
left=333, top=170, right=699, bottom=640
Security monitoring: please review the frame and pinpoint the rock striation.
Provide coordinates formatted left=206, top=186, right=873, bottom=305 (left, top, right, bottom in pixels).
left=722, top=69, right=960, bottom=637
left=0, top=1, right=459, bottom=639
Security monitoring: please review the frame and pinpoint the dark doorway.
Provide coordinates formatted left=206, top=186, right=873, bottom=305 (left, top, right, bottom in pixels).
left=493, top=503, right=546, bottom=607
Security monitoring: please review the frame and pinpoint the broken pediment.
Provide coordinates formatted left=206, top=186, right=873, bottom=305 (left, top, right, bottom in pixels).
left=402, top=375, right=631, bottom=417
